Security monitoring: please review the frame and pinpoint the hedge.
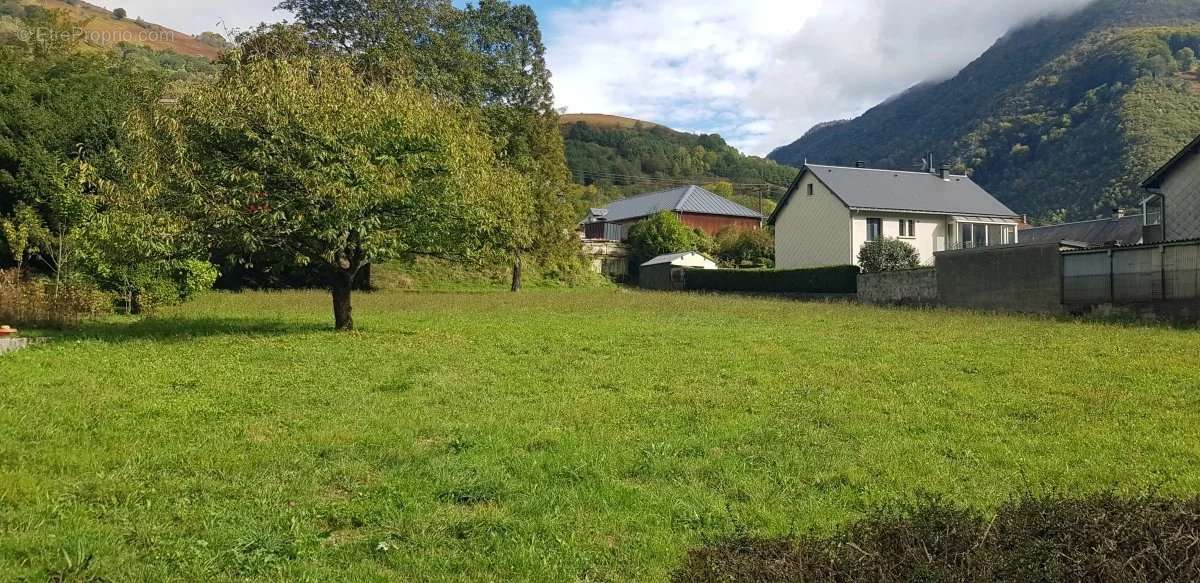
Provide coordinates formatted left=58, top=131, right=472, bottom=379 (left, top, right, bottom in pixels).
left=683, top=265, right=859, bottom=294
left=675, top=492, right=1200, bottom=582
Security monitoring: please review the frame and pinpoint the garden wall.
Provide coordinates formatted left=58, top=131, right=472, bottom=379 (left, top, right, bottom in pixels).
left=934, top=241, right=1066, bottom=313
left=857, top=268, right=937, bottom=305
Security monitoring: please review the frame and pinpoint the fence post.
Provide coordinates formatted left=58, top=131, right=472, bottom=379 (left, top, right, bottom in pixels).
left=1161, top=245, right=1168, bottom=301
left=1108, top=249, right=1115, bottom=304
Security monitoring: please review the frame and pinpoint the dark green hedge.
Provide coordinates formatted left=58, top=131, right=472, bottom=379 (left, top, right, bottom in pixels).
left=683, top=265, right=859, bottom=294
left=675, top=492, right=1200, bottom=583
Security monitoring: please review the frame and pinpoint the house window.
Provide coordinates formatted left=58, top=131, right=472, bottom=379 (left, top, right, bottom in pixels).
left=957, top=223, right=1016, bottom=249
left=866, top=218, right=883, bottom=242
left=899, top=219, right=916, bottom=238
left=807, top=183, right=814, bottom=196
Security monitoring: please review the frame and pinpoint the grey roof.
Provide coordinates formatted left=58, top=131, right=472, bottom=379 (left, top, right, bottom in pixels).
left=1143, top=133, right=1200, bottom=189
left=769, top=164, right=1017, bottom=224
left=585, top=185, right=763, bottom=223
left=640, top=251, right=715, bottom=267
left=1020, top=215, right=1145, bottom=247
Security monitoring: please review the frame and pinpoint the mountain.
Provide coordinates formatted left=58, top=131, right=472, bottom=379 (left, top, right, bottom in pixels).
left=768, top=0, right=1200, bottom=222
left=18, top=0, right=226, bottom=59
left=561, top=115, right=798, bottom=215
left=560, top=113, right=662, bottom=130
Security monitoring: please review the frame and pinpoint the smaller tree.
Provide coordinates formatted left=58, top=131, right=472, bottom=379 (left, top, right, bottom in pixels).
left=626, top=211, right=696, bottom=266
left=715, top=227, right=774, bottom=268
left=858, top=238, right=921, bottom=273
left=0, top=205, right=49, bottom=274
left=1177, top=47, right=1196, bottom=72
left=113, top=7, right=127, bottom=19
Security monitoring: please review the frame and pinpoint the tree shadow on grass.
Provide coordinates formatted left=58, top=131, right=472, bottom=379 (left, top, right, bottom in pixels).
left=46, top=316, right=330, bottom=345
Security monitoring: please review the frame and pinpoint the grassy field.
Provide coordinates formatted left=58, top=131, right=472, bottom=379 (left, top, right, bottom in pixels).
left=2, top=289, right=1199, bottom=581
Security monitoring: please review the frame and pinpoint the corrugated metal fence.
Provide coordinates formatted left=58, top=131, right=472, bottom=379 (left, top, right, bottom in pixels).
left=1063, top=240, right=1200, bottom=305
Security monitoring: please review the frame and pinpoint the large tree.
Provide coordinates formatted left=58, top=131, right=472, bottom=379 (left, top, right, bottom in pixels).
left=153, top=56, right=525, bottom=330
left=273, top=0, right=578, bottom=290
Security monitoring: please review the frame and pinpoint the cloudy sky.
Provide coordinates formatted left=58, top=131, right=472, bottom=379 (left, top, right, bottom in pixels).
left=91, top=0, right=1093, bottom=155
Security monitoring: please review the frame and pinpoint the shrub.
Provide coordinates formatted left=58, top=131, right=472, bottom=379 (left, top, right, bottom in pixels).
left=858, top=238, right=921, bottom=273
left=684, top=265, right=859, bottom=294
left=112, top=7, right=126, bottom=19
left=714, top=227, right=774, bottom=268
left=627, top=211, right=699, bottom=265
left=172, top=258, right=219, bottom=302
left=0, top=270, right=111, bottom=328
left=674, top=492, right=1200, bottom=582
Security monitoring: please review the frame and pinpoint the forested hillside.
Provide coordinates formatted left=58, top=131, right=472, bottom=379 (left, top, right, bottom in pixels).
left=769, top=0, right=1200, bottom=222
left=562, top=118, right=798, bottom=214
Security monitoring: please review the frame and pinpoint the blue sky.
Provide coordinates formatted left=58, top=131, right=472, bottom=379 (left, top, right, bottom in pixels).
left=94, top=0, right=1094, bottom=155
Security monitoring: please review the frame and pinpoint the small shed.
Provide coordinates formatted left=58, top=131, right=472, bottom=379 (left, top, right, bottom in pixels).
left=638, top=251, right=718, bottom=290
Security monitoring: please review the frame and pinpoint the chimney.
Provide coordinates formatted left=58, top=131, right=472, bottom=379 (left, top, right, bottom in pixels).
left=1112, top=207, right=1125, bottom=220
left=938, top=165, right=950, bottom=180
left=855, top=161, right=866, bottom=168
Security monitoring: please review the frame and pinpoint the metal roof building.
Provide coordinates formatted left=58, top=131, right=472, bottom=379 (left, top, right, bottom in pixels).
left=582, top=185, right=764, bottom=241
left=585, top=185, right=763, bottom=223
left=1020, top=214, right=1145, bottom=247
left=769, top=165, right=1018, bottom=224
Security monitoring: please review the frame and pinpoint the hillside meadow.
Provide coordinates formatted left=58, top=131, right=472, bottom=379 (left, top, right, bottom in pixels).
left=2, top=289, right=1199, bottom=580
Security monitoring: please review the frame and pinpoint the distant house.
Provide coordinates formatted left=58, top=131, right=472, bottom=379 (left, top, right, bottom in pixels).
left=582, top=185, right=763, bottom=241
left=1020, top=210, right=1145, bottom=247
left=638, top=251, right=718, bottom=290
left=767, top=164, right=1020, bottom=269
left=1142, top=133, right=1200, bottom=242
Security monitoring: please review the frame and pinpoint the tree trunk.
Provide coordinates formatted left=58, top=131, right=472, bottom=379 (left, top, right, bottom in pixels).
left=332, top=271, right=355, bottom=331
left=130, top=289, right=143, bottom=315
left=511, top=255, right=523, bottom=293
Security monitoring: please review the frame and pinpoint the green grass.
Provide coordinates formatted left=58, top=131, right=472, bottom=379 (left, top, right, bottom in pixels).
left=2, top=289, right=1199, bottom=581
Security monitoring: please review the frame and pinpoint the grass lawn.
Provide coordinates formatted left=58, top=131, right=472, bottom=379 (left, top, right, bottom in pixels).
left=2, top=289, right=1199, bottom=581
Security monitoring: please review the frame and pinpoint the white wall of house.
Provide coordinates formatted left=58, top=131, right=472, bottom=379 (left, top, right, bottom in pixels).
left=850, top=212, right=948, bottom=266
left=1161, top=152, right=1200, bottom=241
left=774, top=174, right=853, bottom=269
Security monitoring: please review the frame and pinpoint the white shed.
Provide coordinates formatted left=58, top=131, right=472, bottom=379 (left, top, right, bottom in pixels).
left=638, top=251, right=718, bottom=289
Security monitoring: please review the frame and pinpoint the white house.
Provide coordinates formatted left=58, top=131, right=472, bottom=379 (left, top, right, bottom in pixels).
left=1142, top=133, right=1200, bottom=242
left=767, top=164, right=1021, bottom=269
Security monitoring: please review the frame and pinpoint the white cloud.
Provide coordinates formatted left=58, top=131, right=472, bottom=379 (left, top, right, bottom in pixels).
left=545, top=0, right=1095, bottom=156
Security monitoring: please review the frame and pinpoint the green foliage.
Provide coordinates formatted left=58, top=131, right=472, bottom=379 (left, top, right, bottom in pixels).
left=0, top=204, right=48, bottom=271
left=676, top=492, right=1200, bottom=582
left=112, top=7, right=126, bottom=20
left=705, top=181, right=775, bottom=217
left=197, top=31, right=232, bottom=50
left=564, top=121, right=797, bottom=211
left=172, top=258, right=219, bottom=301
left=626, top=211, right=699, bottom=265
left=713, top=227, right=774, bottom=268
left=770, top=0, right=1200, bottom=220
left=152, top=56, right=523, bottom=328
left=263, top=0, right=585, bottom=286
left=1178, top=47, right=1197, bottom=70
left=684, top=265, right=859, bottom=294
left=858, top=238, right=922, bottom=273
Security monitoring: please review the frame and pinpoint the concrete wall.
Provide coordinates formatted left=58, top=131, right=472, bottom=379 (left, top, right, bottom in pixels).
left=774, top=173, right=852, bottom=269
left=935, top=241, right=1065, bottom=313
left=1161, top=150, right=1200, bottom=241
left=581, top=239, right=630, bottom=280
left=850, top=212, right=948, bottom=266
left=858, top=268, right=938, bottom=305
